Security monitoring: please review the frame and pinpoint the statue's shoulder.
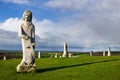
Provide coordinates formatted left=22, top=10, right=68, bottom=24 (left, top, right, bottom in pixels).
left=30, top=23, right=35, bottom=28
left=20, top=23, right=25, bottom=27
left=31, top=23, right=34, bottom=26
left=20, top=22, right=34, bottom=28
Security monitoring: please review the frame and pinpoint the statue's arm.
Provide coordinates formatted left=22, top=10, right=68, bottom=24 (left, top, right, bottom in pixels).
left=19, top=25, right=29, bottom=40
left=31, top=25, right=35, bottom=47
left=32, top=26, right=35, bottom=42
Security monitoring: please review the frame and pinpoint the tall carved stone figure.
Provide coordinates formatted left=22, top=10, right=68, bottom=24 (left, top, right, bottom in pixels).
left=107, top=47, right=111, bottom=56
left=62, top=42, right=68, bottom=57
left=17, top=10, right=35, bottom=72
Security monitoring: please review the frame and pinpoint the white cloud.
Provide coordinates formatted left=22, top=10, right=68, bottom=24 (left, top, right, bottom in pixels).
left=1, top=6, right=120, bottom=51
left=1, top=0, right=29, bottom=4
left=44, top=0, right=120, bottom=13
left=33, top=19, right=55, bottom=39
left=44, top=0, right=89, bottom=11
left=0, top=17, right=21, bottom=32
left=0, top=17, right=97, bottom=47
left=87, top=0, right=120, bottom=12
left=34, top=18, right=105, bottom=47
left=1, top=0, right=120, bottom=51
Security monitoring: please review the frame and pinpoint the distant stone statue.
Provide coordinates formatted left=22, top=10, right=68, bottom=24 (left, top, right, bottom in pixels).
left=17, top=10, right=35, bottom=72
left=68, top=53, right=72, bottom=57
left=3, top=56, right=6, bottom=60
left=55, top=53, right=58, bottom=58
left=107, top=47, right=111, bottom=56
left=62, top=42, right=68, bottom=57
left=90, top=51, right=93, bottom=56
left=38, top=51, right=41, bottom=58
left=103, top=51, right=106, bottom=56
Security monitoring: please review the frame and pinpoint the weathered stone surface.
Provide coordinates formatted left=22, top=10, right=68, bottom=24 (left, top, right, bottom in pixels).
left=55, top=53, right=58, bottom=58
left=90, top=51, right=93, bottom=56
left=38, top=51, right=41, bottom=58
left=62, top=42, right=68, bottom=57
left=68, top=53, right=72, bottom=57
left=108, top=47, right=111, bottom=56
left=17, top=63, right=36, bottom=72
left=16, top=10, right=36, bottom=72
left=3, top=56, right=6, bottom=60
left=103, top=51, right=106, bottom=56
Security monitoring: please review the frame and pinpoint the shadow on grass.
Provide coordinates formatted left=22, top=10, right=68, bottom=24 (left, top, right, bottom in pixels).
left=36, top=59, right=120, bottom=73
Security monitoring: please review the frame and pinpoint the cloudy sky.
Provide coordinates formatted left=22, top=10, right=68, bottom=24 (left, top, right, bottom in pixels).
left=0, top=0, right=120, bottom=52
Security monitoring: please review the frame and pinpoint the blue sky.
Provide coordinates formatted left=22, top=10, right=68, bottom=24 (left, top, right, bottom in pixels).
left=0, top=0, right=58, bottom=21
left=0, top=0, right=120, bottom=52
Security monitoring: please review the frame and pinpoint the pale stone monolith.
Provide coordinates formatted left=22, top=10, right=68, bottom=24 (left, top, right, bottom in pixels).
left=38, top=51, right=41, bottom=58
left=59, top=56, right=62, bottom=58
left=55, top=53, right=58, bottom=58
left=50, top=55, right=53, bottom=58
left=103, top=51, right=106, bottom=56
left=68, top=53, right=72, bottom=57
left=90, top=51, right=93, bottom=56
left=3, top=56, right=6, bottom=60
left=107, top=47, right=111, bottom=56
left=16, top=10, right=36, bottom=72
left=62, top=42, right=68, bottom=57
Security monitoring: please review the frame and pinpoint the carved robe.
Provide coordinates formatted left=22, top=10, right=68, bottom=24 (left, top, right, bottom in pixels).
left=19, top=22, right=35, bottom=65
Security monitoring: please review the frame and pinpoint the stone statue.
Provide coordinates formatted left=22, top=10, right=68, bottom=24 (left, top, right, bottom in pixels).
left=107, top=47, right=111, bottom=56
left=103, top=51, right=106, bottom=56
left=62, top=42, right=68, bottom=57
left=17, top=10, right=35, bottom=72
left=90, top=50, right=93, bottom=56
left=38, top=51, right=41, bottom=58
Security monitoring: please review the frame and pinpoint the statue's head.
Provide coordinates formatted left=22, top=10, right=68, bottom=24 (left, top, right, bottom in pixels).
left=22, top=10, right=32, bottom=22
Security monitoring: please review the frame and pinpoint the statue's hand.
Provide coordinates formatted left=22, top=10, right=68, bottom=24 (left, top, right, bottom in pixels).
left=24, top=35, right=29, bottom=40
left=19, top=35, right=29, bottom=40
left=32, top=43, right=36, bottom=46
left=32, top=43, right=36, bottom=49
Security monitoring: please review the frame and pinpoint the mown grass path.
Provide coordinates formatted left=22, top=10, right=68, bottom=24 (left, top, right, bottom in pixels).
left=0, top=56, right=120, bottom=80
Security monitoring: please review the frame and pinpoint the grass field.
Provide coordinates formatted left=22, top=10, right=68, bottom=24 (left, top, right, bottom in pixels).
left=0, top=56, right=120, bottom=80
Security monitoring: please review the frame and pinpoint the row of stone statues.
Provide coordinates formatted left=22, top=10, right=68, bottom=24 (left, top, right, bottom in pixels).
left=16, top=10, right=112, bottom=72
left=90, top=47, right=111, bottom=56
left=16, top=10, right=69, bottom=72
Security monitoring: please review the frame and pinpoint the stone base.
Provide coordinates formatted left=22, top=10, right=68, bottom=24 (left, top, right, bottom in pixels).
left=16, top=64, right=36, bottom=72
left=62, top=55, right=68, bottom=58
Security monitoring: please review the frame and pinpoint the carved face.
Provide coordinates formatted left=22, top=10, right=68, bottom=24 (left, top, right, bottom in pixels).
left=23, top=10, right=32, bottom=22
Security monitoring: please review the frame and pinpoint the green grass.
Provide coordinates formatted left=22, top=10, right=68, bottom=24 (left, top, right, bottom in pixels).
left=0, top=56, right=120, bottom=80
